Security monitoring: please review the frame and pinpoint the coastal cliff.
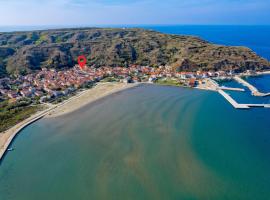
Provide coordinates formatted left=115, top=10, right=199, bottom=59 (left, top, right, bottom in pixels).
left=0, top=28, right=269, bottom=77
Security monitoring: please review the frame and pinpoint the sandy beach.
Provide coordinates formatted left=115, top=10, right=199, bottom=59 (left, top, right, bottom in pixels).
left=46, top=82, right=140, bottom=118
left=0, top=82, right=139, bottom=161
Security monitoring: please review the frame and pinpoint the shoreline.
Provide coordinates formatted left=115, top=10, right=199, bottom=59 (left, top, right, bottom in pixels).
left=0, top=106, right=54, bottom=162
left=0, top=82, right=139, bottom=162
left=240, top=70, right=270, bottom=77
left=1, top=75, right=269, bottom=162
left=45, top=82, right=140, bottom=118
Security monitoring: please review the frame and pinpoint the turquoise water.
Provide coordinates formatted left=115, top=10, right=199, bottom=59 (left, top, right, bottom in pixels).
left=0, top=25, right=270, bottom=199
left=1, top=84, right=270, bottom=200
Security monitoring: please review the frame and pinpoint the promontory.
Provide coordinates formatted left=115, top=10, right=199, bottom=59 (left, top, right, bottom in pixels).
left=0, top=28, right=269, bottom=77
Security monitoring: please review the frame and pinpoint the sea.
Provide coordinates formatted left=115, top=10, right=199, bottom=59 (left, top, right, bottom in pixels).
left=0, top=26, right=270, bottom=200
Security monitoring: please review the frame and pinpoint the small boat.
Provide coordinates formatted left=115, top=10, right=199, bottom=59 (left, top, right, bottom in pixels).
left=7, top=148, right=14, bottom=152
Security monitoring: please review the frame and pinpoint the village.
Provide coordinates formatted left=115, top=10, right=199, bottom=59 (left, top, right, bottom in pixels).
left=0, top=64, right=244, bottom=104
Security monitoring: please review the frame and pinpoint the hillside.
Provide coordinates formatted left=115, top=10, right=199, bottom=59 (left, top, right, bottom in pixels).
left=0, top=28, right=269, bottom=77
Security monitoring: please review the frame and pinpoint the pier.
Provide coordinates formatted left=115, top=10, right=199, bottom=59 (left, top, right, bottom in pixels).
left=218, top=86, right=245, bottom=92
left=203, top=78, right=245, bottom=92
left=208, top=78, right=245, bottom=92
left=198, top=78, right=269, bottom=109
left=245, top=104, right=270, bottom=108
left=234, top=76, right=270, bottom=97
left=218, top=90, right=249, bottom=109
left=218, top=90, right=270, bottom=109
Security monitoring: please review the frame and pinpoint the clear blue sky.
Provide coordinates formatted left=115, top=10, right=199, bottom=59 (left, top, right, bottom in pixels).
left=0, top=0, right=269, bottom=25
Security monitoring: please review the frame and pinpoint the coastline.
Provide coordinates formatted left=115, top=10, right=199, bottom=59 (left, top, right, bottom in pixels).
left=1, top=75, right=269, bottom=162
left=0, top=82, right=139, bottom=162
left=257, top=70, right=270, bottom=75
left=0, top=106, right=54, bottom=162
left=45, top=82, right=140, bottom=118
left=240, top=70, right=270, bottom=77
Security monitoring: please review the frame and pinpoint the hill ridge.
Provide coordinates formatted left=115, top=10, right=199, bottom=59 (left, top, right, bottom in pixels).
left=0, top=28, right=269, bottom=77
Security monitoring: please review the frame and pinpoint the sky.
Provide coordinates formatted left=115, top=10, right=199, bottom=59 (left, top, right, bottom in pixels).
left=0, top=0, right=269, bottom=26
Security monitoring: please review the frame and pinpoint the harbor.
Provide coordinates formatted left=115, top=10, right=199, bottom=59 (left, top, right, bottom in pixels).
left=218, top=90, right=249, bottom=109
left=234, top=76, right=270, bottom=97
left=202, top=77, right=270, bottom=109
left=218, top=90, right=270, bottom=109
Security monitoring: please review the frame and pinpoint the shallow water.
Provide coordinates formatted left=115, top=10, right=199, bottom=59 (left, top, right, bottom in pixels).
left=1, top=84, right=270, bottom=200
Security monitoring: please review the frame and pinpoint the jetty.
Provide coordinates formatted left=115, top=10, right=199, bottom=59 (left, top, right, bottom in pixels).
left=218, top=86, right=245, bottom=92
left=208, top=78, right=270, bottom=109
left=245, top=104, right=270, bottom=108
left=218, top=90, right=270, bottom=109
left=218, top=90, right=249, bottom=109
left=258, top=70, right=270, bottom=75
left=208, top=78, right=245, bottom=92
left=234, top=76, right=270, bottom=97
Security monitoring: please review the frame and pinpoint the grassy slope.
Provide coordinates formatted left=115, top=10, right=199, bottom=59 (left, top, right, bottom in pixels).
left=0, top=100, right=41, bottom=132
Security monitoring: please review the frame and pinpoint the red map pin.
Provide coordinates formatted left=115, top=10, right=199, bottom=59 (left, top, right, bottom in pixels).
left=78, top=55, right=87, bottom=70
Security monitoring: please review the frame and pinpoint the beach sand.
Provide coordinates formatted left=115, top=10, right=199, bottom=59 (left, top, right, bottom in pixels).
left=46, top=82, right=139, bottom=118
left=0, top=82, right=139, bottom=161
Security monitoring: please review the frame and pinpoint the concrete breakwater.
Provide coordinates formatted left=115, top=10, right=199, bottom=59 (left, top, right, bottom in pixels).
left=234, top=76, right=270, bottom=97
left=218, top=90, right=249, bottom=109
left=196, top=77, right=270, bottom=109
left=218, top=90, right=270, bottom=109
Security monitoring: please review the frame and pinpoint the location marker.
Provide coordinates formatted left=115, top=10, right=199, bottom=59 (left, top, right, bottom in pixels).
left=78, top=55, right=87, bottom=70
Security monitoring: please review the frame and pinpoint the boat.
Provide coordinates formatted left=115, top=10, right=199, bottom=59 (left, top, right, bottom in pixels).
left=7, top=148, right=14, bottom=152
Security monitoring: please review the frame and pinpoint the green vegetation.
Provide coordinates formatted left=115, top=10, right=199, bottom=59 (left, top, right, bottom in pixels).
left=0, top=99, right=41, bottom=132
left=0, top=28, right=268, bottom=75
left=100, top=77, right=119, bottom=82
left=35, top=34, right=47, bottom=45
left=50, top=96, right=69, bottom=104
left=155, top=78, right=183, bottom=87
left=55, top=36, right=63, bottom=43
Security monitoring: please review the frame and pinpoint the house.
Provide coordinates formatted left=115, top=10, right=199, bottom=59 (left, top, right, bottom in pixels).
left=7, top=91, right=18, bottom=99
left=189, top=78, right=197, bottom=87
left=40, top=96, right=48, bottom=103
left=22, top=82, right=31, bottom=87
left=52, top=90, right=63, bottom=98
left=0, top=89, right=8, bottom=95
left=28, top=87, right=36, bottom=93
left=34, top=91, right=43, bottom=97
left=62, top=89, right=70, bottom=96
left=123, top=77, right=132, bottom=84
left=148, top=77, right=157, bottom=83
left=20, top=89, right=32, bottom=97
left=132, top=77, right=140, bottom=83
